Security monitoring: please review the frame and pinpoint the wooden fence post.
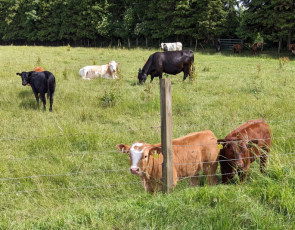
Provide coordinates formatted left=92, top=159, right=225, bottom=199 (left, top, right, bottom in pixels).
left=160, top=79, right=173, bottom=194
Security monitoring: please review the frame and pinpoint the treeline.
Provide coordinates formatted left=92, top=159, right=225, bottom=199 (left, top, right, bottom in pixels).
left=0, top=0, right=295, bottom=51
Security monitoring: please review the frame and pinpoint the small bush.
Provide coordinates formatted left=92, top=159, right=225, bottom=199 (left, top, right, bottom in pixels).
left=93, top=59, right=96, bottom=65
left=279, top=57, right=290, bottom=69
left=202, top=66, right=210, bottom=72
left=100, top=89, right=120, bottom=107
left=141, top=83, right=153, bottom=103
left=257, top=63, right=261, bottom=75
left=62, top=67, right=68, bottom=80
left=37, top=56, right=41, bottom=65
left=67, top=44, right=70, bottom=51
left=189, top=65, right=197, bottom=83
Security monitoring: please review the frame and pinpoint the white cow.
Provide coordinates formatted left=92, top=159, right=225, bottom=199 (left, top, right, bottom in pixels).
left=79, top=60, right=120, bottom=80
left=161, top=42, right=182, bottom=51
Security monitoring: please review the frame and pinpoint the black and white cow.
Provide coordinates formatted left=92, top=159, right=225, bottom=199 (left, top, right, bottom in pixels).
left=138, top=50, right=194, bottom=84
left=16, top=71, right=56, bottom=111
left=161, top=42, right=182, bottom=51
left=215, top=41, right=221, bottom=52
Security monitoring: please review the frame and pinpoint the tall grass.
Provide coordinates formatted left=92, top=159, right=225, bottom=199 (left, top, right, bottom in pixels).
left=0, top=45, right=295, bottom=229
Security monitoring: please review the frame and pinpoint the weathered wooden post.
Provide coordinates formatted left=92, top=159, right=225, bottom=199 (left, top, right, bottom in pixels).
left=160, top=79, right=173, bottom=194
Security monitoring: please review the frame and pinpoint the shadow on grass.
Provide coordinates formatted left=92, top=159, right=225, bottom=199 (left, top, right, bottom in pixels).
left=18, top=89, right=34, bottom=98
left=19, top=99, right=40, bottom=110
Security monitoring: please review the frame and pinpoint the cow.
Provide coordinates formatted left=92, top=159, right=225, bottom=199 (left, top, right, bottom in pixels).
left=289, top=43, right=295, bottom=54
left=161, top=42, right=182, bottom=51
left=252, top=43, right=265, bottom=55
left=215, top=41, right=221, bottom=52
left=217, top=119, right=271, bottom=184
left=79, top=60, right=120, bottom=80
left=16, top=71, right=56, bottom=111
left=116, top=130, right=219, bottom=194
left=33, top=66, right=45, bottom=72
left=232, top=44, right=242, bottom=54
left=138, top=50, right=194, bottom=84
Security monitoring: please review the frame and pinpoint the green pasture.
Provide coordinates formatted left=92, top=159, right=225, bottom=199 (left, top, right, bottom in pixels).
left=0, top=45, right=295, bottom=229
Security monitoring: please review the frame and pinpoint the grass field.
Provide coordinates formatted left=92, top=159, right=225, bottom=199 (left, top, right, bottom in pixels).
left=0, top=45, right=295, bottom=229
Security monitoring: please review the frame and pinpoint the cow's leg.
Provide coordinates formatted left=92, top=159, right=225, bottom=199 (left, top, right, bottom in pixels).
left=203, top=163, right=218, bottom=186
left=40, top=93, right=46, bottom=110
left=190, top=174, right=199, bottom=186
left=34, top=93, right=39, bottom=105
left=150, top=74, right=154, bottom=83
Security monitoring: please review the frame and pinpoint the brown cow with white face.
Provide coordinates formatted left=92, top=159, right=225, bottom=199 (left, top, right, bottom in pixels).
left=217, top=119, right=271, bottom=184
left=117, top=130, right=219, bottom=194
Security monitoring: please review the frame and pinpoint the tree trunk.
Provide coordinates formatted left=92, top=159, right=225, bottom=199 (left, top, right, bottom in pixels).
left=278, top=38, right=282, bottom=53
left=261, top=39, right=264, bottom=51
left=118, top=39, right=120, bottom=47
left=136, top=38, right=138, bottom=46
left=190, top=38, right=192, bottom=47
left=128, top=38, right=130, bottom=48
left=288, top=31, right=291, bottom=48
left=63, top=41, right=64, bottom=46
left=81, top=40, right=82, bottom=46
left=195, top=39, right=197, bottom=51
left=146, top=37, right=148, bottom=47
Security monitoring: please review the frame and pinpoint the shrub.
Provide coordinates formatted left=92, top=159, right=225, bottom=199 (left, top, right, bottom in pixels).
left=100, top=89, right=120, bottom=107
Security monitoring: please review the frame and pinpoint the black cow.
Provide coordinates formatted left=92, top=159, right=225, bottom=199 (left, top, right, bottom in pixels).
left=215, top=41, right=221, bottom=52
left=138, top=50, right=194, bottom=84
left=16, top=71, right=56, bottom=111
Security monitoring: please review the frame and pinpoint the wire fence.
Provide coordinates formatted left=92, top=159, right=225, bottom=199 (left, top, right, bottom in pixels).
left=0, top=119, right=294, bottom=196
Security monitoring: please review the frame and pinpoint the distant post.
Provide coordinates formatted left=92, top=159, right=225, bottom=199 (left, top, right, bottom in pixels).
left=160, top=79, right=173, bottom=194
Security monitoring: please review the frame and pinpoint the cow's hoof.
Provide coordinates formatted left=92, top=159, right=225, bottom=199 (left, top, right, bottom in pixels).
left=49, top=109, right=52, bottom=112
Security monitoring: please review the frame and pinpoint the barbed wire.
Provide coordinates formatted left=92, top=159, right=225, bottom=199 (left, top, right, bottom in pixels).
left=0, top=179, right=159, bottom=195
left=0, top=152, right=293, bottom=183
left=0, top=126, right=161, bottom=141
left=0, top=118, right=294, bottom=141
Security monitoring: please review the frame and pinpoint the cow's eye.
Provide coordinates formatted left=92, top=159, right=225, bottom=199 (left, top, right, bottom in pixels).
left=144, top=155, right=148, bottom=158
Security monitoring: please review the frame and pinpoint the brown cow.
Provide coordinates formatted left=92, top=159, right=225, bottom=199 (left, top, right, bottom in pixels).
left=217, top=119, right=271, bottom=184
left=116, top=130, right=219, bottom=193
left=252, top=43, right=262, bottom=55
left=33, top=66, right=45, bottom=72
left=289, top=44, right=295, bottom=54
left=232, top=44, right=242, bottom=54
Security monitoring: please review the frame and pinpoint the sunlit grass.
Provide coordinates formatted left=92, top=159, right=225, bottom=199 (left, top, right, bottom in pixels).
left=0, top=45, right=295, bottom=228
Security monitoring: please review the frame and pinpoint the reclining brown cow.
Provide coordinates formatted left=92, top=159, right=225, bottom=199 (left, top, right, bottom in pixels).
left=117, top=130, right=219, bottom=193
left=217, top=119, right=271, bottom=184
left=232, top=44, right=242, bottom=54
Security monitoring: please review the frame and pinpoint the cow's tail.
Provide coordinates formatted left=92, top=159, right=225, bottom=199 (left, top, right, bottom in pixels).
left=46, top=72, right=51, bottom=99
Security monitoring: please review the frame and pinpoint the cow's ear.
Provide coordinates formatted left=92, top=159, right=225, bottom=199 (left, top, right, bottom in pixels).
left=138, top=68, right=142, bottom=73
left=16, top=73, right=21, bottom=76
left=116, top=144, right=130, bottom=153
left=217, top=139, right=227, bottom=148
left=148, top=146, right=162, bottom=156
left=247, top=140, right=259, bottom=148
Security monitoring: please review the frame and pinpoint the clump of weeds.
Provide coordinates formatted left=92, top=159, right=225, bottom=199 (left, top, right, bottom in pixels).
left=63, top=67, right=68, bottom=80
left=279, top=57, right=290, bottom=69
left=100, top=88, right=120, bottom=107
left=141, top=83, right=153, bottom=103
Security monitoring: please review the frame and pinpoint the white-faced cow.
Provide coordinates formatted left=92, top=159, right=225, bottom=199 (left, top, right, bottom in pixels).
left=79, top=60, right=120, bottom=80
left=116, top=130, right=219, bottom=194
left=138, top=50, right=194, bottom=84
left=215, top=41, right=221, bottom=52
left=16, top=71, right=56, bottom=111
left=161, top=42, right=182, bottom=51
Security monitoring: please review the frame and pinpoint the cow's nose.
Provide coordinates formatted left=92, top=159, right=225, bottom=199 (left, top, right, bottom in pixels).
left=237, top=162, right=244, bottom=168
left=130, top=168, right=139, bottom=174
